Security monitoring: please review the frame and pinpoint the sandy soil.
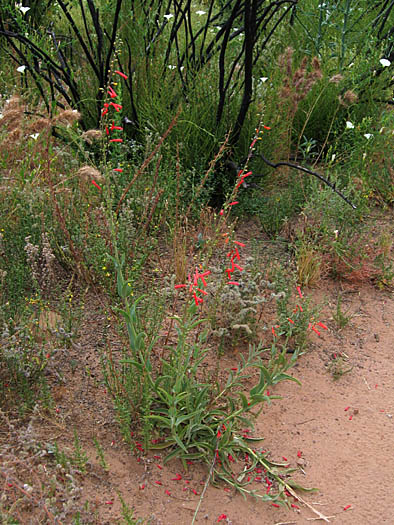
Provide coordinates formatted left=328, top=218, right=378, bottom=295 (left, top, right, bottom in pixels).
left=29, top=278, right=392, bottom=525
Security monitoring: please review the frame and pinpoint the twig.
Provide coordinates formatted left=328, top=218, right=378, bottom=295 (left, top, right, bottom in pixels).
left=258, top=153, right=356, bottom=209
left=116, top=108, right=181, bottom=215
left=363, top=377, right=371, bottom=390
left=191, top=452, right=217, bottom=525
left=285, top=485, right=332, bottom=523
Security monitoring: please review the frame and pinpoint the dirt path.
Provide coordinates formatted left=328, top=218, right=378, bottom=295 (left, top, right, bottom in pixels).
left=29, top=282, right=394, bottom=524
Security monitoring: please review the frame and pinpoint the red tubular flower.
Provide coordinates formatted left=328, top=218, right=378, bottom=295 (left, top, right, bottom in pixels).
left=311, top=326, right=321, bottom=336
left=111, top=122, right=123, bottom=131
left=91, top=179, right=102, bottom=190
left=113, top=168, right=123, bottom=172
left=155, top=481, right=162, bottom=485
left=165, top=489, right=171, bottom=496
left=115, top=70, right=128, bottom=79
left=228, top=281, right=240, bottom=286
left=317, top=321, right=328, bottom=330
left=271, top=503, right=280, bottom=508
left=228, top=201, right=239, bottom=206
left=171, top=474, right=182, bottom=481
left=234, top=240, right=246, bottom=247
left=110, top=101, right=123, bottom=112
left=263, top=125, right=271, bottom=130
left=288, top=318, right=295, bottom=324
left=217, top=514, right=227, bottom=522
left=174, top=284, right=187, bottom=289
left=271, top=326, right=277, bottom=337
left=110, top=138, right=123, bottom=143
left=296, top=286, right=303, bottom=298
left=107, top=85, right=117, bottom=98
left=343, top=505, right=352, bottom=511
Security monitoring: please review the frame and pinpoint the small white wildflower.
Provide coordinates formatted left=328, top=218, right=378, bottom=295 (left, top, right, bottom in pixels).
left=196, top=10, right=206, bottom=15
left=346, top=121, right=354, bottom=129
left=168, top=65, right=176, bottom=70
left=16, top=65, right=26, bottom=73
left=164, top=14, right=174, bottom=20
left=363, top=133, right=373, bottom=139
left=180, top=66, right=184, bottom=72
left=362, top=152, right=367, bottom=160
left=331, top=153, right=336, bottom=162
left=29, top=133, right=39, bottom=140
left=348, top=62, right=354, bottom=68
left=19, top=6, right=30, bottom=14
left=334, top=230, right=339, bottom=239
left=259, top=77, right=268, bottom=83
left=379, top=58, right=391, bottom=67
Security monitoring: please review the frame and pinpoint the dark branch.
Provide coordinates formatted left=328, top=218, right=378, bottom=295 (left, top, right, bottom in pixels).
left=257, top=154, right=356, bottom=209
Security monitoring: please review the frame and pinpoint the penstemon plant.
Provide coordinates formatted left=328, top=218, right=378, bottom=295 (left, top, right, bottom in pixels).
left=103, top=252, right=317, bottom=517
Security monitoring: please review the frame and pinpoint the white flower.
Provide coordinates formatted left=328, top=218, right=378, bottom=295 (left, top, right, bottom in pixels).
left=0, top=113, right=3, bottom=120
left=19, top=6, right=30, bottom=14
left=16, top=65, right=26, bottom=73
left=196, top=10, right=206, bottom=15
left=363, top=133, right=373, bottom=139
left=164, top=14, right=174, bottom=20
left=259, top=77, right=268, bottom=83
left=346, top=121, right=354, bottom=129
left=379, top=58, right=391, bottom=68
left=331, top=153, right=336, bottom=162
left=29, top=133, right=39, bottom=140
left=168, top=65, right=176, bottom=70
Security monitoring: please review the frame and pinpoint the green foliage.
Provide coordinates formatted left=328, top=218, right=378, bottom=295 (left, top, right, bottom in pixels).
left=103, top=254, right=307, bottom=504
left=0, top=310, right=51, bottom=414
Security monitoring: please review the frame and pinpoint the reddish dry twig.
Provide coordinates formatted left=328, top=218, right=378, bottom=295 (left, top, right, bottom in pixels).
left=116, top=108, right=181, bottom=215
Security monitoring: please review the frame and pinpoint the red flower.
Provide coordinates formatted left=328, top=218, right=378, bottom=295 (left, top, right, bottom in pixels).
left=91, top=179, right=102, bottom=190
left=217, top=514, right=227, bottom=522
left=171, top=474, right=182, bottom=481
left=115, top=70, right=128, bottom=79
left=107, top=86, right=117, bottom=98
left=113, top=168, right=123, bottom=172
left=111, top=122, right=123, bottom=131
left=110, top=138, right=123, bottom=143
left=110, top=102, right=122, bottom=112
left=296, top=285, right=303, bottom=298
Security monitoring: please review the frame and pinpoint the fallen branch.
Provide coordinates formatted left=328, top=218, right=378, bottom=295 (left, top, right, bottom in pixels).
left=258, top=153, right=356, bottom=209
